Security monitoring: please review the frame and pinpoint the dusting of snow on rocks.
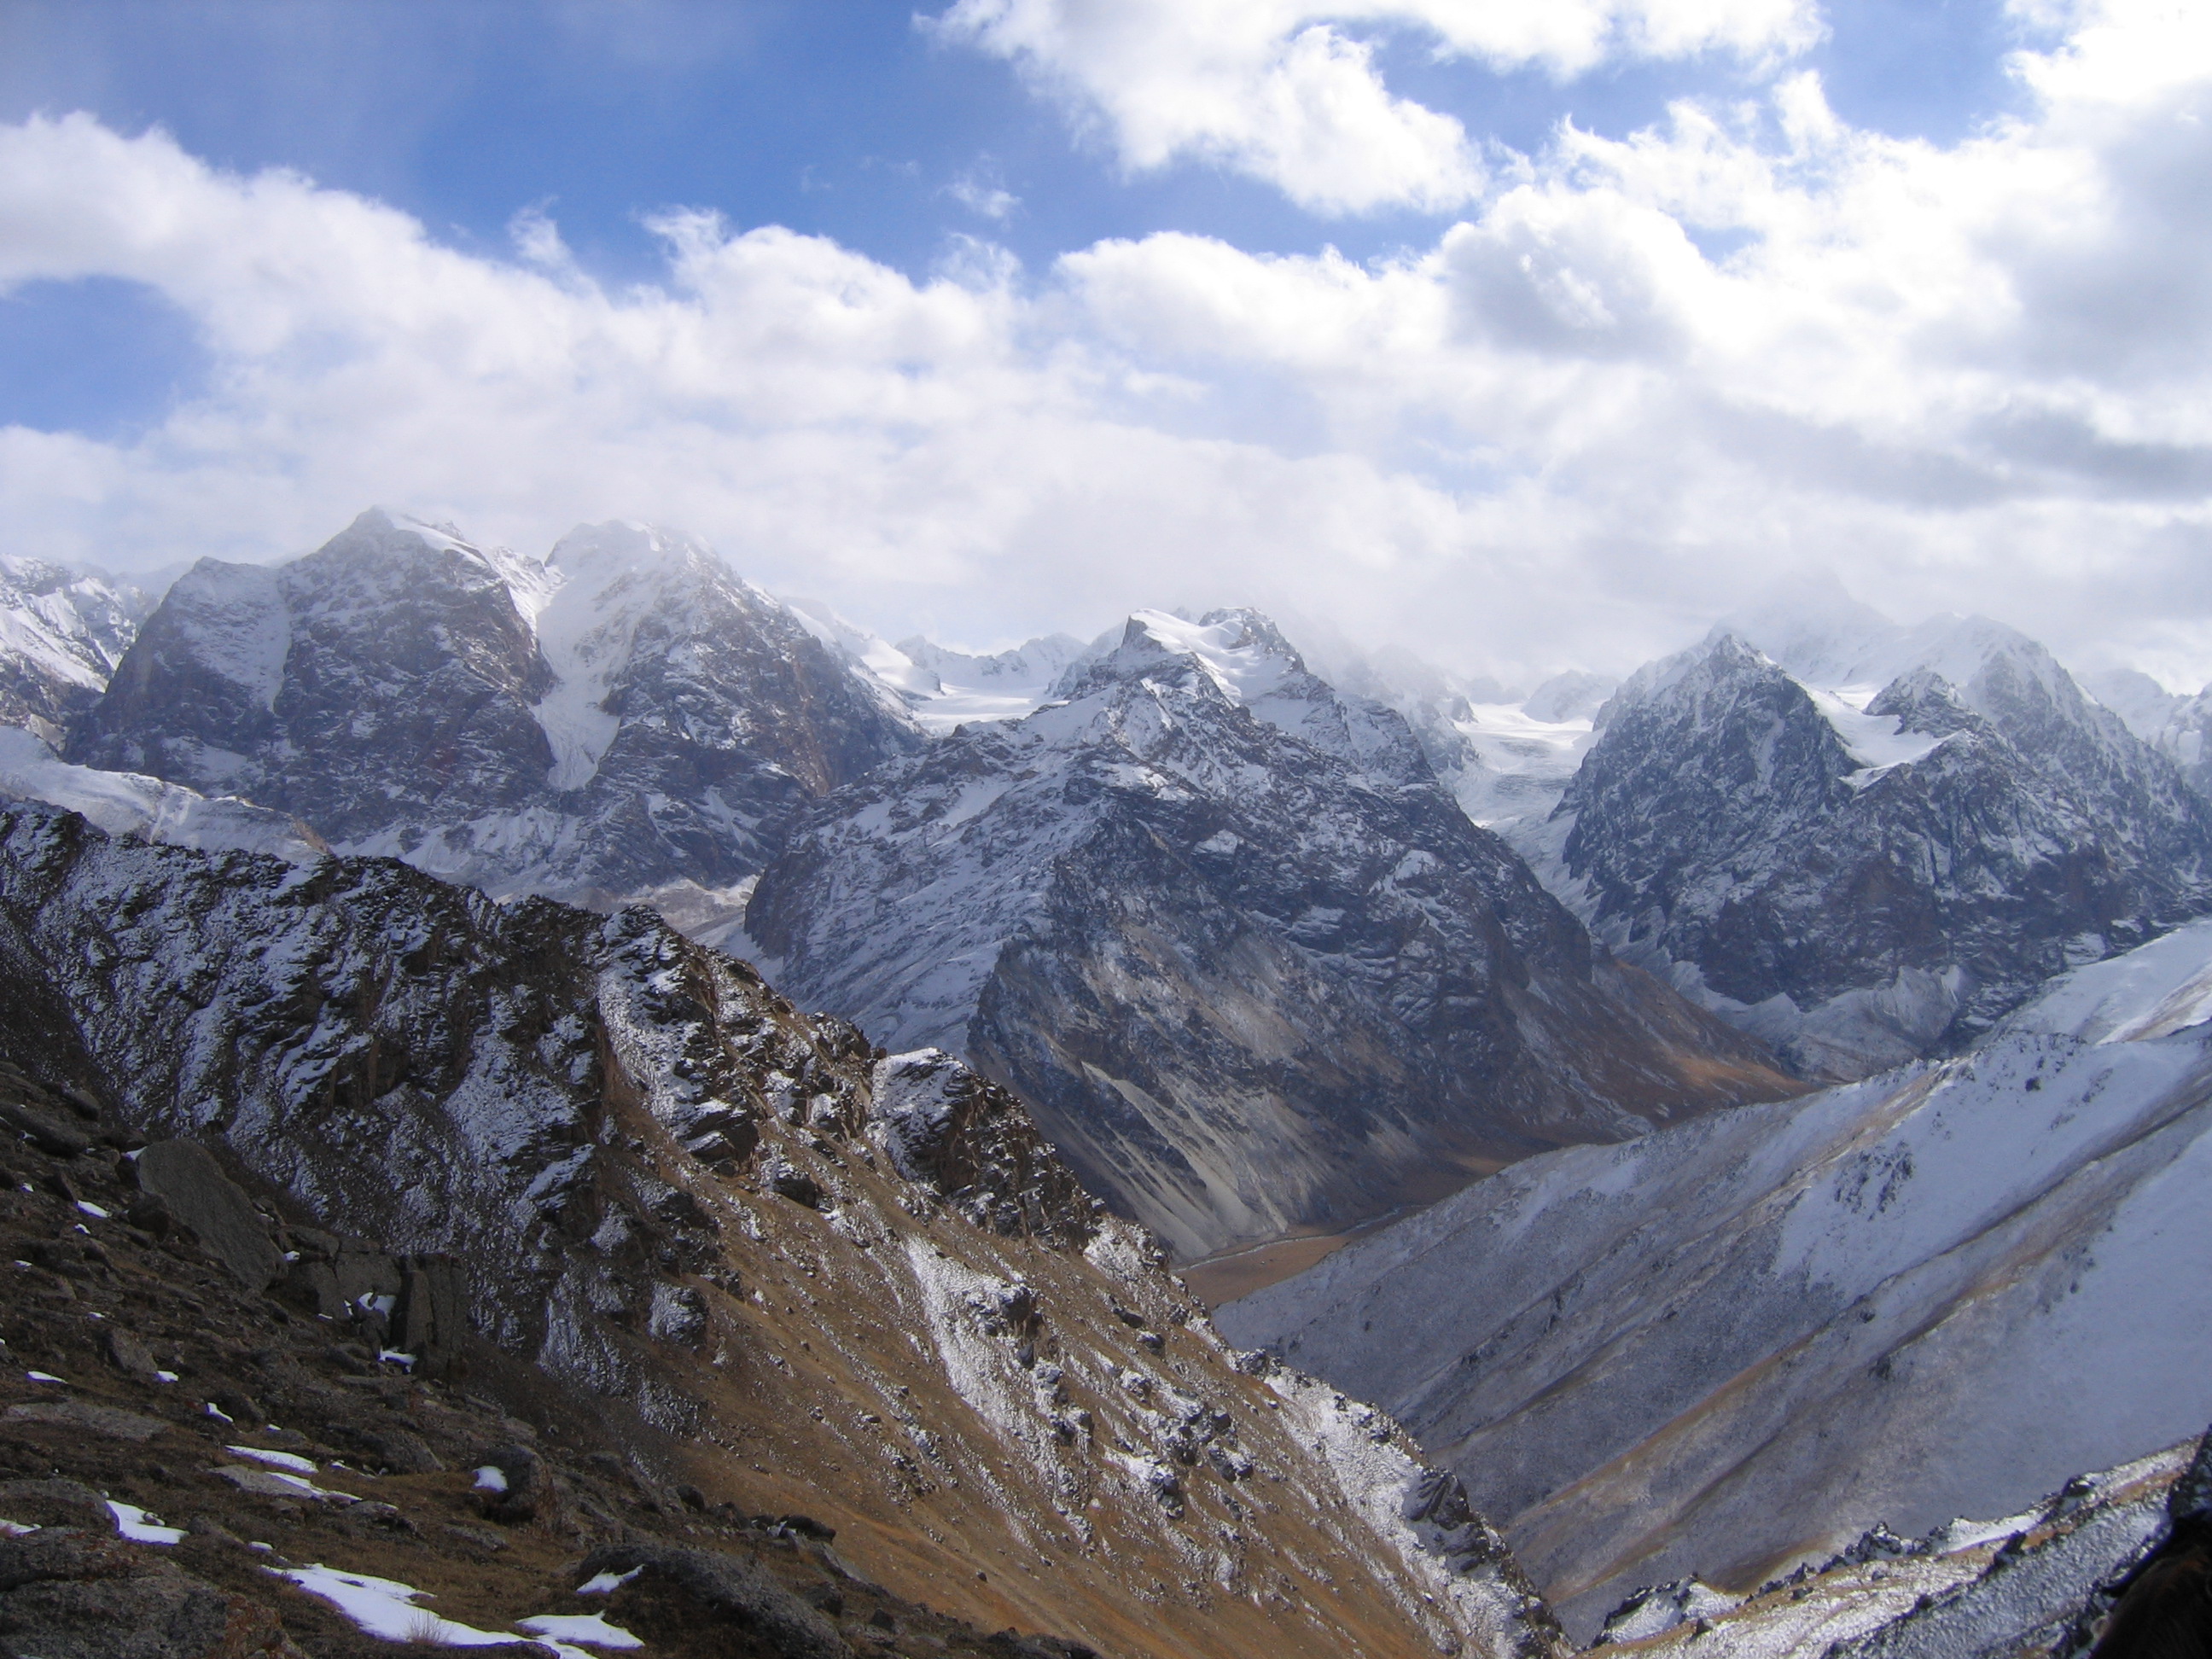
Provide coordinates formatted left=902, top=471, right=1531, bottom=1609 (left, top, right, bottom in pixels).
left=67, top=507, right=920, bottom=912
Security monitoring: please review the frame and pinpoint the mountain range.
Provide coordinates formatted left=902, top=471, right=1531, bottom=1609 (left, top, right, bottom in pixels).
left=0, top=798, right=1556, bottom=1659
left=67, top=509, right=923, bottom=907
left=5, top=507, right=2212, bottom=1654
left=750, top=608, right=1791, bottom=1261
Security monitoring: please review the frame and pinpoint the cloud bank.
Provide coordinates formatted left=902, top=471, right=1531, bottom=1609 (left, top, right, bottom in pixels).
left=2, top=0, right=2210, bottom=685
left=929, top=0, right=1825, bottom=213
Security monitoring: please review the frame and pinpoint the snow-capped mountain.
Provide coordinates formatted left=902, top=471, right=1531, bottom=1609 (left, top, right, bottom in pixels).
left=67, top=509, right=921, bottom=904
left=1553, top=606, right=2212, bottom=1078
left=749, top=607, right=1794, bottom=1261
left=0, top=554, right=158, bottom=742
left=1216, top=914, right=2212, bottom=1639
left=0, top=799, right=1561, bottom=1659
left=895, top=630, right=1095, bottom=730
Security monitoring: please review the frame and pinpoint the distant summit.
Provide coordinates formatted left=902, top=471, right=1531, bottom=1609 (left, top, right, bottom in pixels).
left=750, top=606, right=1793, bottom=1260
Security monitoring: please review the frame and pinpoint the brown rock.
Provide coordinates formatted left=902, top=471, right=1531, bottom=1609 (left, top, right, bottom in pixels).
left=471, top=1444, right=546, bottom=1525
left=6, top=1400, right=166, bottom=1442
left=0, top=1544, right=301, bottom=1659
left=131, top=1144, right=282, bottom=1292
left=100, top=1324, right=160, bottom=1384
left=0, top=1478, right=108, bottom=1531
left=0, top=1098, right=90, bottom=1158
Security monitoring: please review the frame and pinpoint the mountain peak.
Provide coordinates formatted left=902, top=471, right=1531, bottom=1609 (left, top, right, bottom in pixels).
left=1058, top=606, right=1306, bottom=705
left=546, top=518, right=717, bottom=579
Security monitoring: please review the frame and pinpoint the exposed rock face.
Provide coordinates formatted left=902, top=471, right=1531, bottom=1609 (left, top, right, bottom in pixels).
left=1557, top=624, right=2212, bottom=1078
left=0, top=556, right=154, bottom=744
left=752, top=608, right=1796, bottom=1260
left=67, top=509, right=920, bottom=903
left=0, top=801, right=1552, bottom=1659
left=1217, top=918, right=2212, bottom=1639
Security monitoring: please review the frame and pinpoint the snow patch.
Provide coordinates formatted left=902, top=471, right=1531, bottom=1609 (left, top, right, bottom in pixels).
left=517, top=1611, right=644, bottom=1649
left=0, top=728, right=325, bottom=865
left=227, top=1445, right=317, bottom=1474
left=272, top=1564, right=527, bottom=1648
left=107, top=1500, right=183, bottom=1545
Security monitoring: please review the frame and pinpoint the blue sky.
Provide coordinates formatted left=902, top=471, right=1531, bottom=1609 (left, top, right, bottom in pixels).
left=0, top=1, right=2035, bottom=437
left=1, top=1, right=2208, bottom=684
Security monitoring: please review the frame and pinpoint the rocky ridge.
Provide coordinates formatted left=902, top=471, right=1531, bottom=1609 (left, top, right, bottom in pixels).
left=751, top=608, right=1795, bottom=1261
left=0, top=1053, right=1113, bottom=1659
left=1217, top=913, right=2212, bottom=1639
left=0, top=800, right=1558, bottom=1659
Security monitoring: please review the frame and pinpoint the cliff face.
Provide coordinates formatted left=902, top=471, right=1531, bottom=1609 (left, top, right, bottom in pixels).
left=1558, top=627, right=2212, bottom=1079
left=67, top=510, right=921, bottom=904
left=753, top=609, right=1796, bottom=1261
left=0, top=801, right=1559, bottom=1659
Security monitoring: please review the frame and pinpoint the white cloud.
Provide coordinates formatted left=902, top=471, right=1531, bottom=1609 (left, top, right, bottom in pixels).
left=947, top=170, right=1021, bottom=222
left=927, top=0, right=1824, bottom=214
left=2, top=0, right=2211, bottom=689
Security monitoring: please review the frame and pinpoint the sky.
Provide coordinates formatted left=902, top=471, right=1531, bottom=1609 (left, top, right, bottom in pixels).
left=1, top=0, right=2209, bottom=688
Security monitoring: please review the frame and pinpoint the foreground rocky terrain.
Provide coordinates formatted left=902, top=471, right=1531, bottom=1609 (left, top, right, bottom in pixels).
left=751, top=610, right=1793, bottom=1260
left=0, top=1062, right=1080, bottom=1658
left=1219, top=915, right=2212, bottom=1638
left=0, top=801, right=1557, bottom=1659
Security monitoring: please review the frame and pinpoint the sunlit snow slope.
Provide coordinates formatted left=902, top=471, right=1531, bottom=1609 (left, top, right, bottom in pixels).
left=1218, top=918, right=2212, bottom=1639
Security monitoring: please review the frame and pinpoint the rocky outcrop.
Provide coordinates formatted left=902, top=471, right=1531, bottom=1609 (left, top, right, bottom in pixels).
left=67, top=509, right=921, bottom=904
left=752, top=608, right=1796, bottom=1260
left=1557, top=624, right=2212, bottom=1078
left=0, top=1057, right=1108, bottom=1659
left=0, top=801, right=1549, bottom=1659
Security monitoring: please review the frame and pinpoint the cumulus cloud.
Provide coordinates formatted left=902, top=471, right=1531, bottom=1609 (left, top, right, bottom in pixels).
left=927, top=0, right=1825, bottom=214
left=1, top=0, right=2210, bottom=687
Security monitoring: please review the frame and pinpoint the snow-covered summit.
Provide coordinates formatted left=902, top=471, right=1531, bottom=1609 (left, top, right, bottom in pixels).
left=68, top=509, right=921, bottom=907
left=781, top=599, right=1090, bottom=733
left=1054, top=608, right=1434, bottom=785
left=1555, top=597, right=2212, bottom=1078
left=0, top=553, right=160, bottom=742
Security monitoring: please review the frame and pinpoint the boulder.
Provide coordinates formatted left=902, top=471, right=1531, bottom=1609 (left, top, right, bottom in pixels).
left=131, top=1144, right=281, bottom=1292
